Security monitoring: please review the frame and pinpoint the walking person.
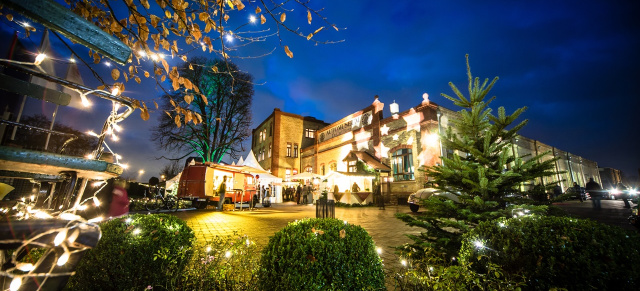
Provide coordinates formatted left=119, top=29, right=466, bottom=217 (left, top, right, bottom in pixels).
left=585, top=178, right=602, bottom=209
left=109, top=179, right=129, bottom=217
left=296, top=184, right=302, bottom=204
left=217, top=176, right=228, bottom=210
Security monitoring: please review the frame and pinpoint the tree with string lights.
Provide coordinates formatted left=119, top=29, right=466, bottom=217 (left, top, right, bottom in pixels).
left=151, top=57, right=252, bottom=163
left=396, top=55, right=558, bottom=261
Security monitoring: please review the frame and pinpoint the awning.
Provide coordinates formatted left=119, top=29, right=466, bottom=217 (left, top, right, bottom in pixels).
left=342, top=151, right=391, bottom=171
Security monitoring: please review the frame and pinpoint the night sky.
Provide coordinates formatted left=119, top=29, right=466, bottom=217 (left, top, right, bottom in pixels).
left=1, top=1, right=639, bottom=182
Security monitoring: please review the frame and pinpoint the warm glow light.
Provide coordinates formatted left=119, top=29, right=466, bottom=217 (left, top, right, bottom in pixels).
left=474, top=240, right=484, bottom=249
left=93, top=196, right=101, bottom=207
left=87, top=131, right=99, bottom=137
left=401, top=259, right=407, bottom=266
left=151, top=54, right=159, bottom=61
left=22, top=22, right=30, bottom=27
left=111, top=87, right=120, bottom=96
left=206, top=246, right=212, bottom=253
left=133, top=228, right=141, bottom=235
left=67, top=229, right=79, bottom=243
left=34, top=53, right=46, bottom=65
left=125, top=218, right=132, bottom=224
left=376, top=247, right=382, bottom=254
left=225, top=251, right=231, bottom=258
left=88, top=217, right=103, bottom=223
left=16, top=263, right=34, bottom=272
left=80, top=94, right=91, bottom=107
left=112, top=123, right=122, bottom=132
left=76, top=204, right=87, bottom=211
left=249, top=15, right=256, bottom=23
left=138, top=50, right=147, bottom=57
left=120, top=164, right=129, bottom=169
left=54, top=230, right=68, bottom=246
left=139, top=170, right=145, bottom=175
left=57, top=252, right=70, bottom=266
left=225, top=33, right=234, bottom=42
left=10, top=277, right=21, bottom=291
left=111, top=134, right=119, bottom=141
left=92, top=181, right=105, bottom=187
left=104, top=61, right=111, bottom=67
left=69, top=57, right=76, bottom=63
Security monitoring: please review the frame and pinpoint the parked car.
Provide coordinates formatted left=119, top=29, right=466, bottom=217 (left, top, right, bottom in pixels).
left=564, top=186, right=589, bottom=201
left=407, top=188, right=459, bottom=212
left=608, top=183, right=638, bottom=200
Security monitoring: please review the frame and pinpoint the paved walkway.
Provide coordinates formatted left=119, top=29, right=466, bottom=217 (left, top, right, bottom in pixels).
left=553, top=198, right=636, bottom=231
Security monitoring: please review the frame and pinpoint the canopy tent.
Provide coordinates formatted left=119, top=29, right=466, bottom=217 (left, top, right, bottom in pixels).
left=164, top=172, right=182, bottom=196
left=290, top=172, right=323, bottom=180
left=321, top=171, right=376, bottom=204
left=238, top=150, right=283, bottom=203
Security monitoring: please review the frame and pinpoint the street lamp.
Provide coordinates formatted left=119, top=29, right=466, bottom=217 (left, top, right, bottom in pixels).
left=138, top=169, right=145, bottom=175
left=160, top=175, right=166, bottom=181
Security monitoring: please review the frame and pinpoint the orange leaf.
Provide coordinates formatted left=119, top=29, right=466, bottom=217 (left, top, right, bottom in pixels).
left=255, top=7, right=261, bottom=14
left=144, top=71, right=150, bottom=78
left=154, top=101, right=159, bottom=109
left=175, top=115, right=181, bottom=127
left=184, top=94, right=193, bottom=104
left=140, top=107, right=150, bottom=121
left=307, top=10, right=312, bottom=24
left=161, top=59, right=170, bottom=74
left=284, top=46, right=293, bottom=58
left=199, top=12, right=209, bottom=21
left=280, top=13, right=286, bottom=23
left=260, top=14, right=266, bottom=24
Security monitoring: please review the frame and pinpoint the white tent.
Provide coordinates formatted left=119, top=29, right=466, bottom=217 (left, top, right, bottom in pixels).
left=237, top=156, right=244, bottom=166
left=240, top=150, right=283, bottom=203
left=165, top=172, right=182, bottom=196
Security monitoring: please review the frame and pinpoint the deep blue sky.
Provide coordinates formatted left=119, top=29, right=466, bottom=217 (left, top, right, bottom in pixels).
left=2, top=1, right=639, bottom=182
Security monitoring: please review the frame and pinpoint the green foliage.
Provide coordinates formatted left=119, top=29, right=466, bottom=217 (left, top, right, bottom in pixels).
left=396, top=193, right=549, bottom=260
left=66, top=214, right=195, bottom=291
left=400, top=55, right=558, bottom=260
left=459, top=216, right=640, bottom=290
left=393, top=255, right=526, bottom=290
left=258, top=218, right=385, bottom=290
left=176, top=233, right=261, bottom=291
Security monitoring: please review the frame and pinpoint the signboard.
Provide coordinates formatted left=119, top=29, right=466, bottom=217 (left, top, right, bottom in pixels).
left=319, top=111, right=372, bottom=142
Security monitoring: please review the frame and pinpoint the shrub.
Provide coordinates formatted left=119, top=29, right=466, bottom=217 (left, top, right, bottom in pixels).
left=66, top=214, right=195, bottom=290
left=459, top=216, right=640, bottom=290
left=176, top=233, right=261, bottom=291
left=258, top=218, right=385, bottom=290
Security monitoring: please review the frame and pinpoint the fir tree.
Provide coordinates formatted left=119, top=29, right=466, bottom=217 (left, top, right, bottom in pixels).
left=396, top=55, right=558, bottom=261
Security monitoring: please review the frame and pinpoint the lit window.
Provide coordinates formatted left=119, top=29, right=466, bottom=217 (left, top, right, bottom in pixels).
left=285, top=168, right=291, bottom=179
left=293, top=169, right=298, bottom=175
left=392, top=148, right=414, bottom=181
left=294, top=144, right=298, bottom=158
left=305, top=128, right=316, bottom=138
left=330, top=163, right=337, bottom=172
left=305, top=166, right=313, bottom=173
left=263, top=129, right=267, bottom=142
left=287, top=143, right=292, bottom=157
left=348, top=160, right=357, bottom=173
left=268, top=143, right=272, bottom=158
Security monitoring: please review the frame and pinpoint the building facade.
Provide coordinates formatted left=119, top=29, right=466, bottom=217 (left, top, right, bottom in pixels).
left=252, top=95, right=602, bottom=202
left=251, top=108, right=328, bottom=179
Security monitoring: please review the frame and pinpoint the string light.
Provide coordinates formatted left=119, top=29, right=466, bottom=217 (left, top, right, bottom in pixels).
left=54, top=229, right=67, bottom=246
left=225, top=250, right=232, bottom=258
left=249, top=15, right=256, bottom=23
left=57, top=252, right=70, bottom=266
left=34, top=53, right=46, bottom=66
left=10, top=277, right=21, bottom=291
left=225, top=33, right=234, bottom=42
left=69, top=57, right=76, bottom=63
left=92, top=196, right=101, bottom=207
left=104, top=61, right=111, bottom=67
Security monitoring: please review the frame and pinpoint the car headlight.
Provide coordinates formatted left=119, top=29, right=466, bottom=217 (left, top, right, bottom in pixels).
left=629, top=189, right=638, bottom=195
left=610, top=189, right=621, bottom=195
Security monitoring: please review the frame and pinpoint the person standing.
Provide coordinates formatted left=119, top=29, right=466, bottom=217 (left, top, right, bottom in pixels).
left=217, top=176, right=228, bottom=210
left=617, top=183, right=631, bottom=208
left=553, top=184, right=563, bottom=199
left=109, top=179, right=129, bottom=217
left=585, top=178, right=602, bottom=209
left=573, top=182, right=584, bottom=202
left=296, top=184, right=302, bottom=204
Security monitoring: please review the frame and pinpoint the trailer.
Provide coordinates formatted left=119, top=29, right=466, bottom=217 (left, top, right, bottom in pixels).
left=177, top=162, right=258, bottom=209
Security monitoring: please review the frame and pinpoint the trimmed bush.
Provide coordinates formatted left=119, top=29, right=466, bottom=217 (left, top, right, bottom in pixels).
left=258, top=218, right=385, bottom=290
left=66, top=214, right=195, bottom=290
left=176, top=233, right=261, bottom=291
left=459, top=216, right=640, bottom=290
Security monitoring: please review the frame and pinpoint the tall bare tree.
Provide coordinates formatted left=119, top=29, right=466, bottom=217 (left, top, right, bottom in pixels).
left=152, top=57, right=252, bottom=163
left=159, top=160, right=183, bottom=179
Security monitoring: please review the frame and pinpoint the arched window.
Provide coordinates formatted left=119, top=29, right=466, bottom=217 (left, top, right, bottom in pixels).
left=305, top=166, right=313, bottom=173
left=392, top=148, right=414, bottom=181
left=330, top=162, right=337, bottom=172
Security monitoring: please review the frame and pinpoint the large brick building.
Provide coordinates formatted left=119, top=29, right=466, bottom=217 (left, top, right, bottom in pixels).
left=252, top=95, right=601, bottom=203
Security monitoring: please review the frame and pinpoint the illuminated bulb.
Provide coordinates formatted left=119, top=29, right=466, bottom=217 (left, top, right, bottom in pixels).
left=54, top=230, right=68, bottom=246
left=104, top=61, right=111, bottom=67
left=87, top=131, right=99, bottom=137
left=376, top=247, right=382, bottom=254
left=57, top=252, right=70, bottom=266
left=474, top=240, right=484, bottom=249
left=114, top=154, right=122, bottom=160
left=111, top=134, right=119, bottom=142
left=21, top=197, right=25, bottom=202
left=111, top=87, right=120, bottom=96
left=206, top=246, right=212, bottom=253
left=112, top=123, right=122, bottom=132
left=225, top=33, right=234, bottom=42
left=225, top=251, right=231, bottom=258
left=120, top=164, right=129, bottom=169
left=10, top=277, right=21, bottom=291
left=133, top=228, right=141, bottom=235
left=69, top=57, right=76, bottom=63
left=401, top=259, right=407, bottom=266
left=16, top=263, right=35, bottom=272
left=85, top=153, right=95, bottom=159
left=22, top=22, right=30, bottom=27
left=30, top=195, right=35, bottom=201
left=249, top=15, right=256, bottom=23
left=80, top=94, right=91, bottom=107
left=139, top=170, right=145, bottom=175
left=34, top=53, right=46, bottom=65
left=125, top=218, right=132, bottom=224
left=67, top=229, right=80, bottom=243
left=343, top=220, right=347, bottom=225
left=498, top=222, right=506, bottom=228
left=88, top=217, right=103, bottom=223
left=91, top=181, right=105, bottom=187
left=114, top=102, right=121, bottom=111
left=93, top=196, right=101, bottom=207
left=34, top=211, right=52, bottom=219
left=246, top=239, right=250, bottom=246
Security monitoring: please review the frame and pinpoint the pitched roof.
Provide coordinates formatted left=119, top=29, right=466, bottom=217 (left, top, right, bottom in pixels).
left=342, top=151, right=391, bottom=171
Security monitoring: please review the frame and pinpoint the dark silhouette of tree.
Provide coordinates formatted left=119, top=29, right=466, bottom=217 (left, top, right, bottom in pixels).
left=152, top=57, right=252, bottom=163
left=12, top=114, right=96, bottom=157
left=159, top=160, right=183, bottom=179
